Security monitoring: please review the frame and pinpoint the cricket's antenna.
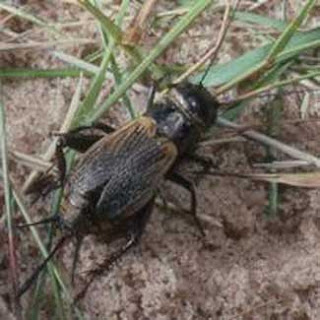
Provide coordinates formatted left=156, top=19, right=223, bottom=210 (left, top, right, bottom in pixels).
left=17, top=235, right=68, bottom=298
left=172, top=1, right=237, bottom=88
left=17, top=215, right=59, bottom=229
left=198, top=0, right=236, bottom=87
left=199, top=59, right=215, bottom=87
left=222, top=86, right=320, bottom=108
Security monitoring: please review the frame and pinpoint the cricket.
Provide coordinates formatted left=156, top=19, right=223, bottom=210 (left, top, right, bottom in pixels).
left=1, top=1, right=320, bottom=319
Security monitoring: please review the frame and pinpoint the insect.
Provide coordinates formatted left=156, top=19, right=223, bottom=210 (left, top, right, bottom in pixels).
left=18, top=81, right=220, bottom=297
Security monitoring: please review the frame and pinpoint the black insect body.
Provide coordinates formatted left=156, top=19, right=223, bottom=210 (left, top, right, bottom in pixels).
left=20, top=82, right=220, bottom=296
left=62, top=83, right=218, bottom=239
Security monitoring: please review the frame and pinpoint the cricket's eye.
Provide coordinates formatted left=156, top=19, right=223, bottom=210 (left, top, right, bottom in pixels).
left=188, top=96, right=198, bottom=109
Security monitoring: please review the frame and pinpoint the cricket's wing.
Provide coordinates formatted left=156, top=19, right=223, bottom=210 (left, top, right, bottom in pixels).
left=95, top=134, right=177, bottom=221
left=68, top=117, right=177, bottom=219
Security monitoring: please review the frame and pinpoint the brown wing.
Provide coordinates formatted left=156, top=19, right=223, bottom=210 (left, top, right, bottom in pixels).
left=95, top=136, right=177, bottom=221
left=67, top=117, right=177, bottom=221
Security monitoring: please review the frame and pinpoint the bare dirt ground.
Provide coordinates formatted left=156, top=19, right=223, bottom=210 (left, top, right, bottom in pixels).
left=1, top=1, right=320, bottom=320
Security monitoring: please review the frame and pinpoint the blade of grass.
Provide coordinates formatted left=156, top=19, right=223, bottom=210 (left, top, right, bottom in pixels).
left=217, top=116, right=320, bottom=167
left=0, top=95, right=22, bottom=319
left=9, top=151, right=53, bottom=172
left=218, top=60, right=294, bottom=122
left=266, top=181, right=278, bottom=217
left=109, top=55, right=136, bottom=119
left=72, top=52, right=112, bottom=126
left=97, top=0, right=136, bottom=119
left=0, top=3, right=61, bottom=35
left=77, top=0, right=123, bottom=43
left=231, top=69, right=320, bottom=103
left=0, top=39, right=96, bottom=51
left=234, top=11, right=288, bottom=31
left=264, top=94, right=283, bottom=218
left=266, top=0, right=317, bottom=61
left=195, top=170, right=320, bottom=188
left=215, top=0, right=319, bottom=94
left=194, top=27, right=320, bottom=89
left=253, top=160, right=311, bottom=169
left=0, top=68, right=90, bottom=79
left=235, top=172, right=320, bottom=188
left=51, top=51, right=105, bottom=75
left=51, top=51, right=148, bottom=92
left=23, top=75, right=83, bottom=193
left=276, top=38, right=320, bottom=62
left=173, top=0, right=233, bottom=85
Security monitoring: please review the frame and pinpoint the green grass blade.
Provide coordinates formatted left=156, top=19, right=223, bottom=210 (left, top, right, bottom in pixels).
left=78, top=0, right=123, bottom=43
left=194, top=27, right=320, bottom=89
left=0, top=94, right=22, bottom=319
left=0, top=68, right=89, bottom=79
left=267, top=0, right=317, bottom=60
left=98, top=0, right=136, bottom=119
left=73, top=52, right=112, bottom=126
left=234, top=11, right=288, bottom=31
left=51, top=51, right=102, bottom=75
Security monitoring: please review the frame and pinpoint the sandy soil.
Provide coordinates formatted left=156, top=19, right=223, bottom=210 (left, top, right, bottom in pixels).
left=1, top=1, right=320, bottom=320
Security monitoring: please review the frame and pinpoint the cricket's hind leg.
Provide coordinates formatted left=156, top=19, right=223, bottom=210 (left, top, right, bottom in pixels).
left=74, top=199, right=154, bottom=301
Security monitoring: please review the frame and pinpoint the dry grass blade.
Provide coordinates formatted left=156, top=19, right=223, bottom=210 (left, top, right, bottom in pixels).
left=0, top=39, right=96, bottom=51
left=23, top=75, right=83, bottom=192
left=231, top=70, right=320, bottom=103
left=246, top=172, right=320, bottom=187
left=197, top=170, right=320, bottom=188
left=173, top=0, right=234, bottom=85
left=9, top=151, right=54, bottom=172
left=124, top=0, right=157, bottom=45
left=217, top=117, right=320, bottom=167
left=253, top=160, right=311, bottom=169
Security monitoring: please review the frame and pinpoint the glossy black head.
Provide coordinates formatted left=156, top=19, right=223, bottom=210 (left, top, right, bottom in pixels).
left=174, top=82, right=219, bottom=127
left=147, top=82, right=219, bottom=155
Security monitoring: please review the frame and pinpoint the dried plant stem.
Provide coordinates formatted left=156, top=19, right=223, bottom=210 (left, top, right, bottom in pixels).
left=217, top=116, right=320, bottom=167
left=173, top=0, right=233, bottom=85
